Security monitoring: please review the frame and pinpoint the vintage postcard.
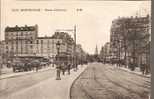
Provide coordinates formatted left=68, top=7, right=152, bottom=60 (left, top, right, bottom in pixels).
left=0, top=0, right=151, bottom=99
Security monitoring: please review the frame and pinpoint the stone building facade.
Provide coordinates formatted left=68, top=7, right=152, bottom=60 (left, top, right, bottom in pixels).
left=36, top=37, right=65, bottom=57
left=99, top=42, right=111, bottom=63
left=4, top=25, right=38, bottom=57
left=2, top=25, right=87, bottom=64
left=2, top=24, right=88, bottom=67
left=110, top=15, right=151, bottom=70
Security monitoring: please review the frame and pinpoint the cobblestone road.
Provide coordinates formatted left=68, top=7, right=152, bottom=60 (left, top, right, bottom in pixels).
left=70, top=63, right=150, bottom=99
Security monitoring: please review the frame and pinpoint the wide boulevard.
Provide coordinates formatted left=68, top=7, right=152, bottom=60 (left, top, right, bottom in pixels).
left=0, top=67, right=55, bottom=99
left=70, top=63, right=150, bottom=99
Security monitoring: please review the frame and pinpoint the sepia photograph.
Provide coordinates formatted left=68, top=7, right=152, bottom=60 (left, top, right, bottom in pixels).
left=0, top=0, right=151, bottom=99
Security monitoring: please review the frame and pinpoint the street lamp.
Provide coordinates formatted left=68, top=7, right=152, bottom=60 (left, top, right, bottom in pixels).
left=56, top=41, right=61, bottom=80
left=74, top=25, right=78, bottom=71
left=52, top=40, right=54, bottom=67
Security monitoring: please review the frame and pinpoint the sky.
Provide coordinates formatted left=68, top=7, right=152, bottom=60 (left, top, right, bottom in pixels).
left=0, top=0, right=151, bottom=54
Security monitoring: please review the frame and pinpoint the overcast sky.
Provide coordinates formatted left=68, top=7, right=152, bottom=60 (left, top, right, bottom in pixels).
left=1, top=0, right=151, bottom=54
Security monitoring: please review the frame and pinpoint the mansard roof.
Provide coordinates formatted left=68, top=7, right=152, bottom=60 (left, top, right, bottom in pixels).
left=5, top=25, right=37, bottom=32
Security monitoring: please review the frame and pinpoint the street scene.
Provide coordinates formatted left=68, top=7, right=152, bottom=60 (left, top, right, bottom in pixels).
left=0, top=0, right=151, bottom=99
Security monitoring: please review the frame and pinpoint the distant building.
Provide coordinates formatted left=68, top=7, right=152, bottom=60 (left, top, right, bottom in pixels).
left=99, top=42, right=110, bottom=63
left=0, top=41, right=3, bottom=66
left=0, top=40, right=7, bottom=64
left=99, top=46, right=105, bottom=62
left=76, top=44, right=86, bottom=64
left=95, top=45, right=98, bottom=56
left=104, top=42, right=110, bottom=62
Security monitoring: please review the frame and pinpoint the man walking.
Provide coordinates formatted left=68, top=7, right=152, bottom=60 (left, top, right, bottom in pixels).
left=68, top=63, right=71, bottom=75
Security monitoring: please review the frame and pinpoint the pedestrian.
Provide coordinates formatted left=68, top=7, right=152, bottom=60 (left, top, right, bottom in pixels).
left=62, top=62, right=65, bottom=75
left=68, top=63, right=71, bottom=75
left=140, top=64, right=145, bottom=75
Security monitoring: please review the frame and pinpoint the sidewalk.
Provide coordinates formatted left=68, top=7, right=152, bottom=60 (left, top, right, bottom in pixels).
left=120, top=67, right=151, bottom=78
left=107, top=64, right=151, bottom=78
left=1, top=66, right=13, bottom=75
left=110, top=64, right=151, bottom=78
left=0, top=65, right=56, bottom=80
left=2, top=65, right=87, bottom=99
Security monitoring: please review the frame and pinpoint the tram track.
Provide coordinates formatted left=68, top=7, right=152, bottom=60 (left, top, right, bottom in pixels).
left=70, top=63, right=150, bottom=99
left=101, top=65, right=150, bottom=96
left=72, top=66, right=127, bottom=99
left=103, top=66, right=150, bottom=89
left=98, top=67, right=148, bottom=99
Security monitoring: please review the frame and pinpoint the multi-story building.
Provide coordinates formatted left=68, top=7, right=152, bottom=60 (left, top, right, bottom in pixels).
left=76, top=44, right=83, bottom=63
left=36, top=37, right=64, bottom=57
left=51, top=32, right=87, bottom=64
left=0, top=40, right=7, bottom=64
left=104, top=42, right=111, bottom=62
left=110, top=15, right=150, bottom=69
left=0, top=41, right=2, bottom=56
left=4, top=25, right=38, bottom=57
left=99, top=46, right=105, bottom=62
left=51, top=31, right=74, bottom=55
left=3, top=25, right=75, bottom=59
left=99, top=42, right=111, bottom=63
left=0, top=41, right=3, bottom=66
left=70, top=44, right=86, bottom=64
left=3, top=25, right=87, bottom=66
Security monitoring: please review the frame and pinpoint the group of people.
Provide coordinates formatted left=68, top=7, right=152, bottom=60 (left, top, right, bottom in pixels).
left=56, top=62, right=72, bottom=75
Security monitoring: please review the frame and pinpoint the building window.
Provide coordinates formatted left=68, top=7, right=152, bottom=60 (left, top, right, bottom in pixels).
left=41, top=40, right=43, bottom=44
left=6, top=46, right=8, bottom=49
left=30, top=41, right=33, bottom=44
left=30, top=45, right=33, bottom=49
left=16, top=32, right=18, bottom=36
left=21, top=32, right=23, bottom=36
left=37, top=40, right=39, bottom=44
left=5, top=33, right=8, bottom=37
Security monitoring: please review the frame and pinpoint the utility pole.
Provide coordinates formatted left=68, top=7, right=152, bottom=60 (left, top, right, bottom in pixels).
left=0, top=41, right=2, bottom=75
left=52, top=40, right=54, bottom=67
left=74, top=25, right=77, bottom=71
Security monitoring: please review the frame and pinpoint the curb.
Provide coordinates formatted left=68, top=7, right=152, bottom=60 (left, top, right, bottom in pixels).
left=119, top=67, right=151, bottom=78
left=69, top=65, right=88, bottom=99
left=0, top=67, right=54, bottom=80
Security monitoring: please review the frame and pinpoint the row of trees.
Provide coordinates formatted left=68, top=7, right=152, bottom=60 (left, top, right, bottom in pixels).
left=100, top=15, right=151, bottom=74
left=121, top=16, right=150, bottom=74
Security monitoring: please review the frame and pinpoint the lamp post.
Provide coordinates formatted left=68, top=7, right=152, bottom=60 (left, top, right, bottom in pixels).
left=52, top=40, right=54, bottom=67
left=118, top=39, right=122, bottom=67
left=0, top=37, right=1, bottom=76
left=74, top=25, right=78, bottom=71
left=56, top=41, right=61, bottom=80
